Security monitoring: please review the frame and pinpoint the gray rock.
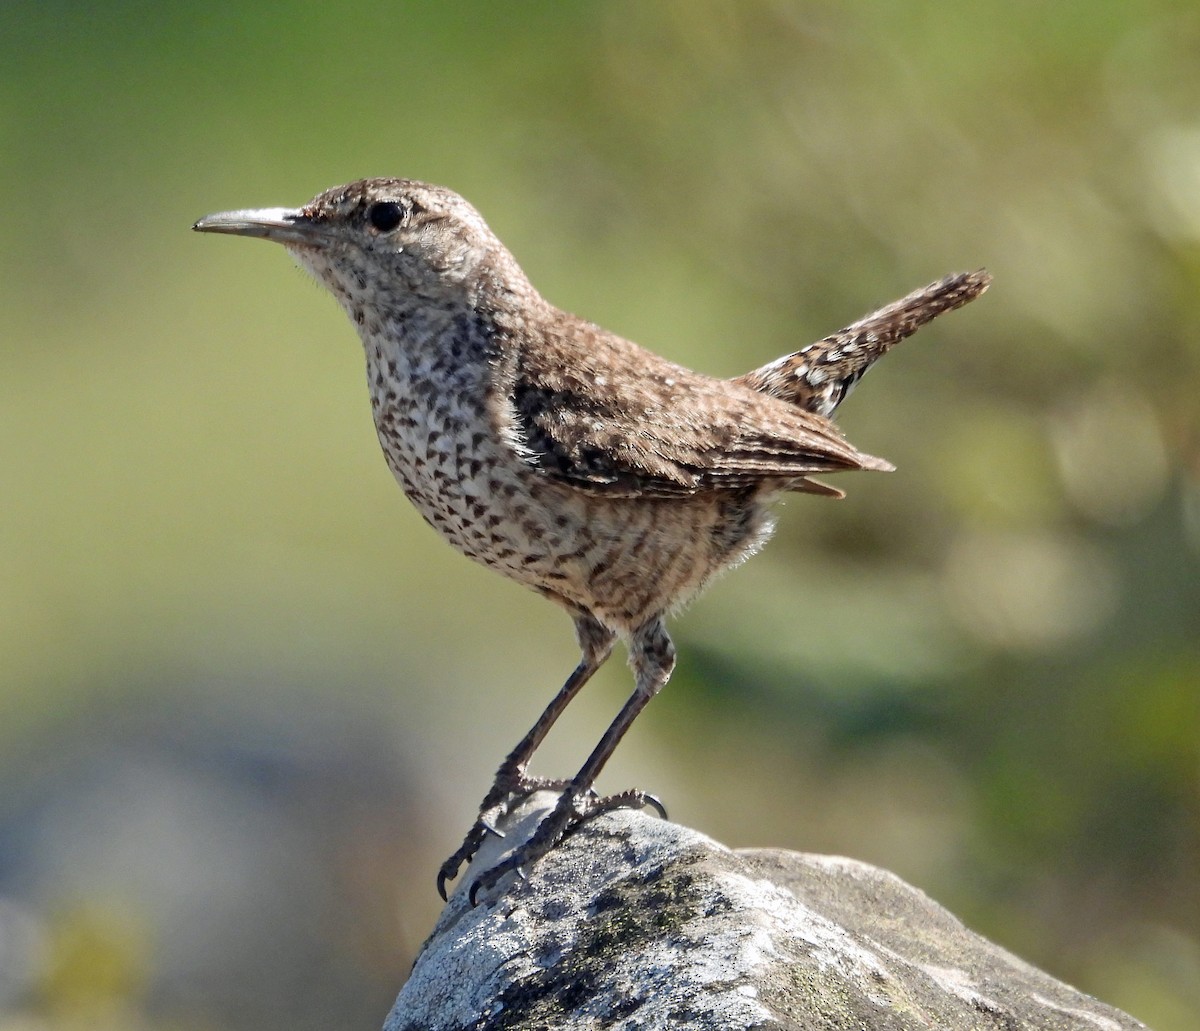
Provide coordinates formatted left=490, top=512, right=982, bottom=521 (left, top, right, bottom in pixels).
left=386, top=793, right=1146, bottom=1030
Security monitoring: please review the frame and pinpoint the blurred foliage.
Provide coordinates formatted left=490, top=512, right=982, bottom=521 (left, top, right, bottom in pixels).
left=1, top=2, right=1197, bottom=1029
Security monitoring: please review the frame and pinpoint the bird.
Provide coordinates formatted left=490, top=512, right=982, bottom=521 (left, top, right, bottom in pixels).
left=193, top=178, right=989, bottom=903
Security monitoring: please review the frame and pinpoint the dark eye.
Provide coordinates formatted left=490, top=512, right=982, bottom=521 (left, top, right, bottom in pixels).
left=367, top=201, right=405, bottom=233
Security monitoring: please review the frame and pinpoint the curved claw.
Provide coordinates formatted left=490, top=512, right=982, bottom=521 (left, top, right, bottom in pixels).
left=586, top=788, right=668, bottom=821
left=477, top=815, right=506, bottom=839
left=437, top=840, right=478, bottom=900
left=469, top=855, right=531, bottom=906
left=642, top=792, right=668, bottom=820
left=468, top=866, right=498, bottom=907
left=436, top=820, right=492, bottom=900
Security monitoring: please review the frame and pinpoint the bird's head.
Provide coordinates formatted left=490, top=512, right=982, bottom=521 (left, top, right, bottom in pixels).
left=194, top=178, right=525, bottom=311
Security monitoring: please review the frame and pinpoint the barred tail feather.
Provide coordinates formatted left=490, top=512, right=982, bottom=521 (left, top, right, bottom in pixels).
left=735, top=269, right=991, bottom=418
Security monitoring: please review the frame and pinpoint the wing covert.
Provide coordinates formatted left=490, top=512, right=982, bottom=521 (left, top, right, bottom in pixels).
left=507, top=330, right=890, bottom=499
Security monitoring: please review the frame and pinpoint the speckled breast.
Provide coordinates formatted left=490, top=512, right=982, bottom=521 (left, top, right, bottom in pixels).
left=359, top=325, right=777, bottom=633
left=361, top=331, right=571, bottom=586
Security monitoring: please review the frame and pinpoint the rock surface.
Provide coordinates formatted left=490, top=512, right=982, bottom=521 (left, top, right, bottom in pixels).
left=386, top=793, right=1146, bottom=1030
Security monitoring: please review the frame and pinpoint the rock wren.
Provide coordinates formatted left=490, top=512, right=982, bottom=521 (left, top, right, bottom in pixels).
left=194, top=178, right=989, bottom=902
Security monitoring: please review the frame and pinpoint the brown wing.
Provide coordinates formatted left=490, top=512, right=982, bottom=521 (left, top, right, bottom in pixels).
left=503, top=313, right=892, bottom=499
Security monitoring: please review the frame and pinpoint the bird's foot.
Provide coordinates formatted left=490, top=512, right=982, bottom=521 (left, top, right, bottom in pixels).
left=466, top=787, right=667, bottom=906
left=436, top=769, right=591, bottom=900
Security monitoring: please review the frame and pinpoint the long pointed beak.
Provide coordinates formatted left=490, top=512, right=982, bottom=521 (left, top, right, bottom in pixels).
left=192, top=206, right=327, bottom=246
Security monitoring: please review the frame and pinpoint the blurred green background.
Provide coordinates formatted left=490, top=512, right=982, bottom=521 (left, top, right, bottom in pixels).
left=2, top=2, right=1198, bottom=1028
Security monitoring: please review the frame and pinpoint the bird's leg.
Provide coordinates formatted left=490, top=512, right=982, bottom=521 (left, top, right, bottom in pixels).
left=468, top=619, right=676, bottom=905
left=437, top=615, right=615, bottom=899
